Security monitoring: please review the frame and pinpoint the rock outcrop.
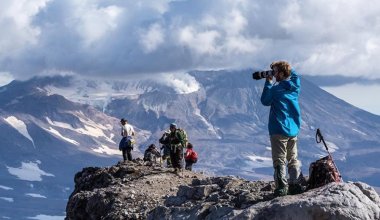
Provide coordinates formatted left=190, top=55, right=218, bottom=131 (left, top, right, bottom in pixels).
left=66, top=160, right=380, bottom=220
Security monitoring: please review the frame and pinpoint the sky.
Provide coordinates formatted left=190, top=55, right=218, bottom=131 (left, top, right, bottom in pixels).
left=0, top=0, right=379, bottom=114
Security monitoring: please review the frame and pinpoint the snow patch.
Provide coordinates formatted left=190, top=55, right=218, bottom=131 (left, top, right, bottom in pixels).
left=3, top=116, right=35, bottom=148
left=318, top=141, right=339, bottom=153
left=73, top=112, right=116, bottom=143
left=46, top=116, right=115, bottom=144
left=0, top=197, right=14, bottom=202
left=246, top=154, right=272, bottom=168
left=7, top=161, right=55, bottom=181
left=27, top=215, right=65, bottom=220
left=25, top=193, right=47, bottom=198
left=46, top=117, right=73, bottom=129
left=92, top=145, right=120, bottom=155
left=43, top=127, right=79, bottom=145
left=193, top=108, right=221, bottom=139
left=0, top=185, right=13, bottom=190
left=352, top=128, right=367, bottom=136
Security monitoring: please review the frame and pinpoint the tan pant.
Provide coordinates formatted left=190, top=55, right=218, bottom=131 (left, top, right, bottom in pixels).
left=270, top=134, right=299, bottom=168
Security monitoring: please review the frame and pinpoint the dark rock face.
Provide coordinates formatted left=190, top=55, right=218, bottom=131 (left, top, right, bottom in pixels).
left=65, top=159, right=206, bottom=220
left=66, top=161, right=380, bottom=220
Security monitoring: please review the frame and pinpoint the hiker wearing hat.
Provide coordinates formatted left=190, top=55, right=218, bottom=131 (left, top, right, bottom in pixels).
left=119, top=118, right=135, bottom=161
left=167, top=123, right=187, bottom=173
left=260, top=61, right=302, bottom=196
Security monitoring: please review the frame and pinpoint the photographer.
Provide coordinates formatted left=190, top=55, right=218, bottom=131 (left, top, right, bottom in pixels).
left=260, top=61, right=302, bottom=196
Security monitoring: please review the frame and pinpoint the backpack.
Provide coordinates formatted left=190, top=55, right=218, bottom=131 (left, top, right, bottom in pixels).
left=176, top=128, right=188, bottom=147
left=307, top=129, right=342, bottom=190
left=185, top=149, right=198, bottom=163
left=307, top=155, right=342, bottom=189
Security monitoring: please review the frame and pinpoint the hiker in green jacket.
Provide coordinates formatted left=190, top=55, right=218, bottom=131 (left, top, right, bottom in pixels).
left=167, top=123, right=187, bottom=173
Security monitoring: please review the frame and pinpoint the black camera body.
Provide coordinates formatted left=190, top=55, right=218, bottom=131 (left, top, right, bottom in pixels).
left=252, top=70, right=274, bottom=80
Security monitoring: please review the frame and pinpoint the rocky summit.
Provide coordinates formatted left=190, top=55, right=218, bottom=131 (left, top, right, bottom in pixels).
left=66, top=160, right=380, bottom=220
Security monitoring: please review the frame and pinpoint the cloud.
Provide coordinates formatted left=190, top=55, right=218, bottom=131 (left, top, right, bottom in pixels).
left=139, top=23, right=165, bottom=53
left=1, top=0, right=380, bottom=79
left=0, top=0, right=51, bottom=58
left=156, top=72, right=200, bottom=94
left=0, top=72, right=14, bottom=86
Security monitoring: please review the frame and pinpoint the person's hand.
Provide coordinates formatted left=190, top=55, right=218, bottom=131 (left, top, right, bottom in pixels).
left=266, top=75, right=273, bottom=83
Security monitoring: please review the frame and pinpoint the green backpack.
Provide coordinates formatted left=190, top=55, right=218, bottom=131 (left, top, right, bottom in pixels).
left=176, top=128, right=188, bottom=148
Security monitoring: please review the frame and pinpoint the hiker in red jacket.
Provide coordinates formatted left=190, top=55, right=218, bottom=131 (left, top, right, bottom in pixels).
left=185, top=143, right=198, bottom=171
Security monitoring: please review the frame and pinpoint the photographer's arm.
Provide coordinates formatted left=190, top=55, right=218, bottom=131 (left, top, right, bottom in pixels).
left=261, top=79, right=273, bottom=106
left=283, top=69, right=300, bottom=92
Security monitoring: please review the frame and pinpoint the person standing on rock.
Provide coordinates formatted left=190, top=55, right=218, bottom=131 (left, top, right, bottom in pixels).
left=184, top=143, right=198, bottom=171
left=159, top=131, right=172, bottom=168
left=119, top=118, right=135, bottom=162
left=260, top=61, right=303, bottom=196
left=167, top=123, right=187, bottom=173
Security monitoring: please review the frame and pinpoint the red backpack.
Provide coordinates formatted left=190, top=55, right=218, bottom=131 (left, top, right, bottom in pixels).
left=185, top=149, right=198, bottom=163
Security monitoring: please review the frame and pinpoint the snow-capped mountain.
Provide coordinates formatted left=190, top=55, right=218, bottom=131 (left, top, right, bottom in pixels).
left=0, top=77, right=150, bottom=219
left=1, top=70, right=380, bottom=218
left=43, top=71, right=380, bottom=183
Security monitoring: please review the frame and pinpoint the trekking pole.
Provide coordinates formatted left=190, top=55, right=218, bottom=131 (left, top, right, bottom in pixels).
left=316, top=128, right=343, bottom=181
left=159, top=144, right=163, bottom=167
left=182, top=143, right=186, bottom=176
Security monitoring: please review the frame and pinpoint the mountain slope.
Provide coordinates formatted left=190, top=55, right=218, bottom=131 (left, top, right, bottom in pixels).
left=39, top=71, right=380, bottom=186
left=2, top=70, right=380, bottom=218
left=0, top=77, right=149, bottom=219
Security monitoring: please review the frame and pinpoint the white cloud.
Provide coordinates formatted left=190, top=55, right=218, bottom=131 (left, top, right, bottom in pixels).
left=1, top=0, right=380, bottom=78
left=0, top=72, right=14, bottom=86
left=71, top=2, right=123, bottom=46
left=139, top=23, right=165, bottom=53
left=7, top=161, right=54, bottom=181
left=0, top=0, right=51, bottom=58
left=179, top=26, right=221, bottom=55
left=156, top=72, right=200, bottom=94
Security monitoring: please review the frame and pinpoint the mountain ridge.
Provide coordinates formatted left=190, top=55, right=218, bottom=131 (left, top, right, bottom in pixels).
left=66, top=160, right=380, bottom=220
left=1, top=69, right=380, bottom=218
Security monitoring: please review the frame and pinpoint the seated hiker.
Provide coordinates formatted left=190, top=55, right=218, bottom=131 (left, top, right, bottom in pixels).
left=144, top=144, right=161, bottom=163
left=159, top=131, right=172, bottom=167
left=184, top=143, right=198, bottom=171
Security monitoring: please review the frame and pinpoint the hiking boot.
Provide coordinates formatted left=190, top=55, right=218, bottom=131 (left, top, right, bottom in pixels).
left=288, top=184, right=304, bottom=195
left=274, top=187, right=288, bottom=197
left=273, top=165, right=288, bottom=197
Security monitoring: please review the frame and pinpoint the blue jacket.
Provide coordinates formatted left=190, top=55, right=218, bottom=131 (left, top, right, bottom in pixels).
left=260, top=69, right=301, bottom=137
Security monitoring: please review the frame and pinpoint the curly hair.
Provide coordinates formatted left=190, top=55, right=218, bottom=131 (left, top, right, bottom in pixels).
left=270, top=61, right=291, bottom=78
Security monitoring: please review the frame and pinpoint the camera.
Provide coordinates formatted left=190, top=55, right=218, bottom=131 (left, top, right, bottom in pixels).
left=252, top=70, right=274, bottom=80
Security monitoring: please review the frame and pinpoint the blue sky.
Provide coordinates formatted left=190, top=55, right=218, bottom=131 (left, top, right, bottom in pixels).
left=0, top=0, right=379, bottom=114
